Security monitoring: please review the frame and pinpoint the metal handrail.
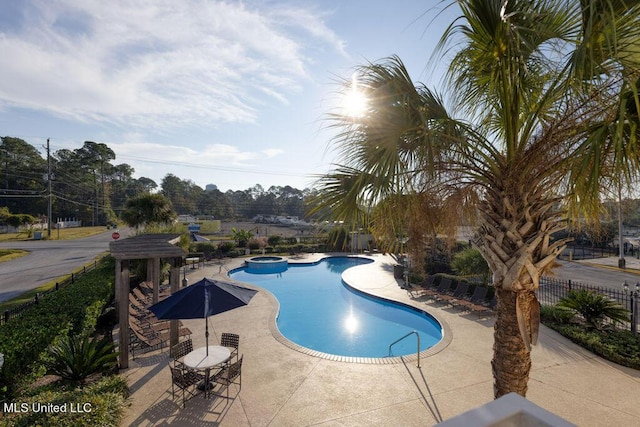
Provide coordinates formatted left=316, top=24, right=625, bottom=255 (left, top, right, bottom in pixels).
left=388, top=330, right=421, bottom=368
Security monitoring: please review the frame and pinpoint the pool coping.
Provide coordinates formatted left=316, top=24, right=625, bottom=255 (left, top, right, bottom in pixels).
left=230, top=254, right=453, bottom=364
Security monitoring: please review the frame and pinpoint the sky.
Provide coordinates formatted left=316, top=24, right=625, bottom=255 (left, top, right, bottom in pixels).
left=0, top=0, right=460, bottom=193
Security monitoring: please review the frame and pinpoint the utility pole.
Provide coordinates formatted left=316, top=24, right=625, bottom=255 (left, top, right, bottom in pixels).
left=618, top=183, right=625, bottom=269
left=47, top=138, right=52, bottom=238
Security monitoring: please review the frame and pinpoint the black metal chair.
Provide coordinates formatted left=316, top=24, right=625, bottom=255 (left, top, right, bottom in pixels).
left=169, top=365, right=206, bottom=408
left=211, top=355, right=243, bottom=399
left=170, top=338, right=193, bottom=369
left=220, top=332, right=240, bottom=361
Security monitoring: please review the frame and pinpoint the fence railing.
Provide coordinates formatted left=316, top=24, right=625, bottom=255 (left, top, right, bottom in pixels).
left=558, top=245, right=619, bottom=260
left=1, top=261, right=99, bottom=326
left=537, top=276, right=639, bottom=333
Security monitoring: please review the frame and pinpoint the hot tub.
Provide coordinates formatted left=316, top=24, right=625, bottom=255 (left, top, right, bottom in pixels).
left=245, top=256, right=289, bottom=274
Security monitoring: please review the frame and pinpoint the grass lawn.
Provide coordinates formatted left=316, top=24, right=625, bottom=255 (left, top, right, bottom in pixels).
left=0, top=249, right=28, bottom=262
left=0, top=225, right=108, bottom=242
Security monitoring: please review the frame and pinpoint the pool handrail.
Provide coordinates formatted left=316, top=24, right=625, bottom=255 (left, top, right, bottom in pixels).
left=388, top=330, right=421, bottom=368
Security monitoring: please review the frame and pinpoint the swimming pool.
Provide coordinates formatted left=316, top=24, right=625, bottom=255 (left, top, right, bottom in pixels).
left=230, top=256, right=443, bottom=358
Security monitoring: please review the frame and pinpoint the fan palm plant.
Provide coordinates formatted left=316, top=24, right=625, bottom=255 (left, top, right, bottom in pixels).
left=313, top=0, right=640, bottom=398
left=558, top=289, right=629, bottom=330
left=45, top=334, right=118, bottom=383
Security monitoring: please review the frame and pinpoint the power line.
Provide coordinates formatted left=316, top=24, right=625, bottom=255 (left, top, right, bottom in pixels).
left=114, top=154, right=314, bottom=178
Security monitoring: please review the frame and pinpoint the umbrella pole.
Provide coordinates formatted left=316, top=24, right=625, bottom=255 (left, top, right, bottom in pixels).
left=205, top=318, right=209, bottom=356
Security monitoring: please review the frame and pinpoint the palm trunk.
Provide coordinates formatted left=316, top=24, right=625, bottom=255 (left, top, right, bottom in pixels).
left=492, top=287, right=535, bottom=397
left=477, top=178, right=567, bottom=398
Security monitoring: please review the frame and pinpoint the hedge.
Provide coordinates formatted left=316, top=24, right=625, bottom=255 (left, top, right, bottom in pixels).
left=0, top=257, right=115, bottom=398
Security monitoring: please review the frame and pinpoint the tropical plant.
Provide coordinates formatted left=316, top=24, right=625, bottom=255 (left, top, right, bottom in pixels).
left=313, top=0, right=640, bottom=398
left=45, top=334, right=118, bottom=382
left=121, top=193, right=177, bottom=228
left=557, top=289, right=629, bottom=330
left=451, top=247, right=490, bottom=285
left=231, top=227, right=253, bottom=248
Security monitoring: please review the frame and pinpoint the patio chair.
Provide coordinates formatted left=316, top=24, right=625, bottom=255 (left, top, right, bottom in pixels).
left=220, top=332, right=240, bottom=361
left=422, top=278, right=453, bottom=300
left=169, top=365, right=206, bottom=408
left=404, top=275, right=435, bottom=298
left=455, top=285, right=489, bottom=312
left=170, top=338, right=193, bottom=369
left=435, top=281, right=470, bottom=305
left=211, top=355, right=243, bottom=399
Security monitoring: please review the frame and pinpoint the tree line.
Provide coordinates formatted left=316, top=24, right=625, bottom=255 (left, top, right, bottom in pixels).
left=0, top=136, right=315, bottom=226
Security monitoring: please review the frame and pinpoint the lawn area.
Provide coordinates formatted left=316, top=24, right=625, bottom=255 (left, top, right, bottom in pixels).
left=0, top=248, right=28, bottom=262
left=0, top=226, right=108, bottom=241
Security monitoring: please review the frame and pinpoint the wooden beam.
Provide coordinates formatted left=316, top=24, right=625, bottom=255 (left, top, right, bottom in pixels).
left=169, top=257, right=180, bottom=349
left=118, top=260, right=130, bottom=369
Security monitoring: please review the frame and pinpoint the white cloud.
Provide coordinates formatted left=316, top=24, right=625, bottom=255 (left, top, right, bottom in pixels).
left=0, top=0, right=345, bottom=129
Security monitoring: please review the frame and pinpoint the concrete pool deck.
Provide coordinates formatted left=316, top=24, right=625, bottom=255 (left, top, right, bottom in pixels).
left=120, top=253, right=640, bottom=426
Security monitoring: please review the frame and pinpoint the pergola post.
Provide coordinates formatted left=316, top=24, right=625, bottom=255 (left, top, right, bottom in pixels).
left=146, top=258, right=160, bottom=304
left=152, top=257, right=160, bottom=303
left=169, top=257, right=180, bottom=349
left=117, top=259, right=130, bottom=369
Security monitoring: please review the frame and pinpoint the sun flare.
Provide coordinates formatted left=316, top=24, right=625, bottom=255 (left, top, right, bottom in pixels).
left=342, top=75, right=368, bottom=117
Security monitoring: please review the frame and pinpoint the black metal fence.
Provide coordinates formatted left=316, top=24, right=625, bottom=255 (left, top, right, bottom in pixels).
left=558, top=245, right=619, bottom=260
left=0, top=261, right=100, bottom=326
left=537, top=276, right=639, bottom=333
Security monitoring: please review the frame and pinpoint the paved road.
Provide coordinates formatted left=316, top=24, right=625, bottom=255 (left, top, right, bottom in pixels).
left=0, top=228, right=132, bottom=303
left=552, top=259, right=640, bottom=290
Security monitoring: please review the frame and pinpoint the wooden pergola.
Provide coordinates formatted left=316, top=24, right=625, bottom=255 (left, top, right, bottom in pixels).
left=109, top=234, right=186, bottom=369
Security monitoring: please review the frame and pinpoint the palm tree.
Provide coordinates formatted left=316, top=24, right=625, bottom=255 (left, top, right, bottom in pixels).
left=313, top=0, right=640, bottom=398
left=121, top=193, right=177, bottom=229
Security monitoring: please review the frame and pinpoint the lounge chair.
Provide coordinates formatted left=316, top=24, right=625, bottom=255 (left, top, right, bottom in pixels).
left=435, top=281, right=470, bottom=305
left=404, top=275, right=436, bottom=297
left=422, top=278, right=453, bottom=300
left=455, top=286, right=489, bottom=312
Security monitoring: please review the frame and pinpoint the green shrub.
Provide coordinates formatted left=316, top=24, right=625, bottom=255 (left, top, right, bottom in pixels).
left=540, top=304, right=575, bottom=324
left=451, top=247, right=490, bottom=284
left=0, top=375, right=129, bottom=427
left=0, top=258, right=114, bottom=398
left=45, top=334, right=117, bottom=382
left=217, top=241, right=235, bottom=253
left=558, top=289, right=629, bottom=330
left=544, top=322, right=640, bottom=370
left=268, top=235, right=282, bottom=246
left=191, top=242, right=216, bottom=255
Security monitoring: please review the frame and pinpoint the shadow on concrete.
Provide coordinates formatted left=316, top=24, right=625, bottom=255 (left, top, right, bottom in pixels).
left=400, top=357, right=444, bottom=424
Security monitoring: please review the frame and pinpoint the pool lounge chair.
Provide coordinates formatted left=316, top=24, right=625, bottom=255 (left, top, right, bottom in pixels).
left=422, top=278, right=453, bottom=300
left=455, top=286, right=489, bottom=312
left=435, top=281, right=470, bottom=305
left=403, top=275, right=435, bottom=298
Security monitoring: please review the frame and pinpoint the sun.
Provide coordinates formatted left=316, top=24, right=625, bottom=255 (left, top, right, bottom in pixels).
left=342, top=75, right=368, bottom=118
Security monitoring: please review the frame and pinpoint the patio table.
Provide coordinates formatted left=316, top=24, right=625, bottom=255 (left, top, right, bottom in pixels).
left=185, top=257, right=200, bottom=269
left=183, top=345, right=231, bottom=396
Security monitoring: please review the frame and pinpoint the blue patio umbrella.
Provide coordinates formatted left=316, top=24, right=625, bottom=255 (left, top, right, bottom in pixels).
left=149, top=278, right=258, bottom=355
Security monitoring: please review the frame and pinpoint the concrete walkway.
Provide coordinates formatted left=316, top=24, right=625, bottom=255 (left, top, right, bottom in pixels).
left=120, top=254, right=640, bottom=426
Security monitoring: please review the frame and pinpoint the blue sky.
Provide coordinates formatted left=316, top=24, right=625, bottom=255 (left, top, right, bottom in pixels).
left=0, top=0, right=459, bottom=192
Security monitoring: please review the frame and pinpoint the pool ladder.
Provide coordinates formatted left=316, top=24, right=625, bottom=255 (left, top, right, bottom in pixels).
left=388, top=330, right=421, bottom=368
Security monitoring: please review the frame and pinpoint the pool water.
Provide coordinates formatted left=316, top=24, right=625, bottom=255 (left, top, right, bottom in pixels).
left=230, top=256, right=443, bottom=358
